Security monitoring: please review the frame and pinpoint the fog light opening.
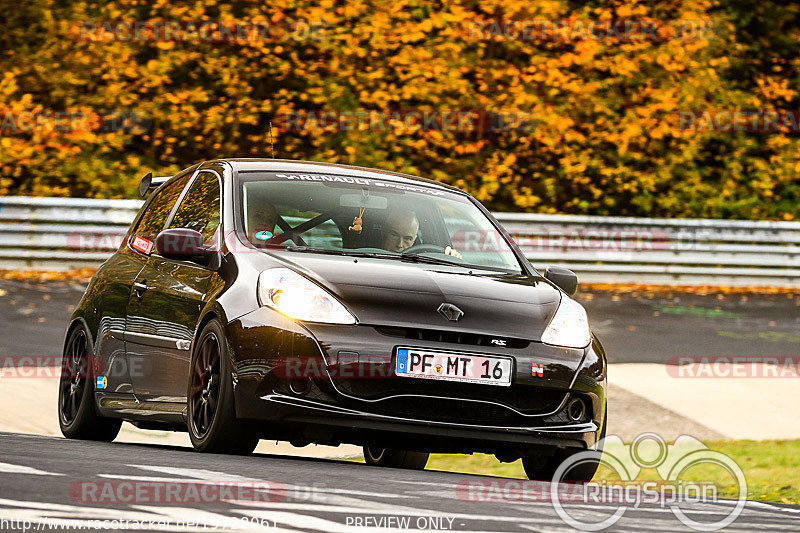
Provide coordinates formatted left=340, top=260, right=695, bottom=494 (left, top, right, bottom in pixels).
left=567, top=398, right=586, bottom=422
left=289, top=377, right=312, bottom=396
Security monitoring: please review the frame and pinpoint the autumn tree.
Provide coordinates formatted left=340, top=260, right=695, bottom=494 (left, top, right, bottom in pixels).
left=0, top=0, right=797, bottom=220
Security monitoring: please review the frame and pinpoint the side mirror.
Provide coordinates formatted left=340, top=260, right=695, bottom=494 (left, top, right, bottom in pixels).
left=156, top=228, right=214, bottom=265
left=544, top=266, right=578, bottom=296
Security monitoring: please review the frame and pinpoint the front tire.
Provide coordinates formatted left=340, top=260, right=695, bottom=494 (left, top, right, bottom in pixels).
left=363, top=446, right=429, bottom=470
left=187, top=319, right=259, bottom=454
left=58, top=325, right=121, bottom=441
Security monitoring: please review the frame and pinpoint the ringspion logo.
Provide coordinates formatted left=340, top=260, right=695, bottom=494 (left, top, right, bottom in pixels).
left=456, top=433, right=747, bottom=531
left=551, top=433, right=747, bottom=531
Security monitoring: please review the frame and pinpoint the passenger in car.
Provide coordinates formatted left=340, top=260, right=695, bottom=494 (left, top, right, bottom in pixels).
left=247, top=202, right=278, bottom=244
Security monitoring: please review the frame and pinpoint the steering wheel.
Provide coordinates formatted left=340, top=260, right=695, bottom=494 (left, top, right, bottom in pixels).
left=401, top=243, right=446, bottom=255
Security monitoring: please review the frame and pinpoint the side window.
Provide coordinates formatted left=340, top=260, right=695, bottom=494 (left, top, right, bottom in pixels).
left=168, top=172, right=221, bottom=245
left=130, top=175, right=190, bottom=254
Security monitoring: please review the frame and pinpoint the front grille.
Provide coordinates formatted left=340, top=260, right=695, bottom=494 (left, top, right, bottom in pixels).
left=335, top=375, right=565, bottom=415
left=364, top=396, right=555, bottom=426
left=374, top=326, right=529, bottom=349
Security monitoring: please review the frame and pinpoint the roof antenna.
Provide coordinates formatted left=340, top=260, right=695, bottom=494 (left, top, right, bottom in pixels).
left=269, top=122, right=275, bottom=159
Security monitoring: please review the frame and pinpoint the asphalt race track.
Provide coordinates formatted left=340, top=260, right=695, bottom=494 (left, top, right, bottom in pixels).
left=0, top=432, right=798, bottom=532
left=2, top=280, right=800, bottom=531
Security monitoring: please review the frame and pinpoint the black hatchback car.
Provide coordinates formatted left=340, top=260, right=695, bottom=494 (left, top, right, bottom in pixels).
left=58, top=159, right=607, bottom=480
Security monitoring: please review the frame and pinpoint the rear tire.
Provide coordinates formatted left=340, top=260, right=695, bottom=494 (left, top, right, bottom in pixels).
left=523, top=403, right=607, bottom=482
left=363, top=446, right=429, bottom=470
left=58, top=325, right=122, bottom=441
left=187, top=319, right=259, bottom=455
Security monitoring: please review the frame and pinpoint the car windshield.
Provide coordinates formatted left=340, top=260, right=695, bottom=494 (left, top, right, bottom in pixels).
left=236, top=171, right=522, bottom=273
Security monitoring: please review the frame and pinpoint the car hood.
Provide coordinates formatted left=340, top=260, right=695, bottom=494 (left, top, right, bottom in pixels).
left=273, top=253, right=561, bottom=341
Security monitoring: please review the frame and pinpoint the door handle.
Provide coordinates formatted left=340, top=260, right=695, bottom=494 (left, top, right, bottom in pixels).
left=132, top=281, right=149, bottom=295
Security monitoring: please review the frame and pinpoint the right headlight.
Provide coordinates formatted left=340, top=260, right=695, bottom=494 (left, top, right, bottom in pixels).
left=541, top=297, right=591, bottom=349
left=257, top=268, right=356, bottom=325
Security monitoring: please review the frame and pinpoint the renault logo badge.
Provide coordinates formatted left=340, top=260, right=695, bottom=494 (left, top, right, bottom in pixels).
left=438, top=303, right=464, bottom=322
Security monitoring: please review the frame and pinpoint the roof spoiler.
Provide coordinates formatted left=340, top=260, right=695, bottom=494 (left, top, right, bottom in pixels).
left=138, top=172, right=172, bottom=197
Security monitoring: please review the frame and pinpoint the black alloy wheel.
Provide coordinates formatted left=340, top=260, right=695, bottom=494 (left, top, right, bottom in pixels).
left=187, top=319, right=259, bottom=454
left=189, top=332, right=222, bottom=438
left=58, top=325, right=121, bottom=440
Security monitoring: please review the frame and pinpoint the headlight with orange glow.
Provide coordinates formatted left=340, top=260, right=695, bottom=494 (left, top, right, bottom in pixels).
left=257, top=268, right=356, bottom=324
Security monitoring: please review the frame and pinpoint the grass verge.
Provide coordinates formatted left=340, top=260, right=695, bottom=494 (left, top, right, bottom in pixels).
left=419, top=439, right=800, bottom=505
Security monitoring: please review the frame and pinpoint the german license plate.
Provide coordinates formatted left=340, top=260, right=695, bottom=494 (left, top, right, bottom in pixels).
left=394, top=348, right=512, bottom=386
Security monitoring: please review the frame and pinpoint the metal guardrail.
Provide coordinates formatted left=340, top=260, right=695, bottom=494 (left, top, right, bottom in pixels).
left=0, top=197, right=140, bottom=271
left=498, top=213, right=800, bottom=286
left=1, top=196, right=798, bottom=286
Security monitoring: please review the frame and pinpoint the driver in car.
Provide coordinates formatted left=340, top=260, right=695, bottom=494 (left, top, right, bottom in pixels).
left=381, top=210, right=462, bottom=258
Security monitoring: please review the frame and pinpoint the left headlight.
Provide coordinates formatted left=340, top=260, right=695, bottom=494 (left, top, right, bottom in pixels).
left=258, top=268, right=356, bottom=324
left=541, top=296, right=591, bottom=349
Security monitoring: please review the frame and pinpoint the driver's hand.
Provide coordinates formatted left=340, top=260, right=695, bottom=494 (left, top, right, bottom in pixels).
left=444, top=246, right=462, bottom=259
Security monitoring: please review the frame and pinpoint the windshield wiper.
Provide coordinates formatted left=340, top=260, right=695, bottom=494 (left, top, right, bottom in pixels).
left=401, top=252, right=516, bottom=273
left=283, top=246, right=396, bottom=259
left=399, top=252, right=465, bottom=267
left=283, top=246, right=347, bottom=255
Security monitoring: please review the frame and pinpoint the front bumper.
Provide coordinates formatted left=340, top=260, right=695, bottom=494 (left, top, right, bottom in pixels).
left=227, top=307, right=606, bottom=453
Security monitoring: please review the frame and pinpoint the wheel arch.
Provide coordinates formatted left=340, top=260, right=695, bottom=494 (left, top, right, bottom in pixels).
left=192, top=302, right=230, bottom=351
left=63, top=317, right=96, bottom=358
left=191, top=302, right=237, bottom=380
